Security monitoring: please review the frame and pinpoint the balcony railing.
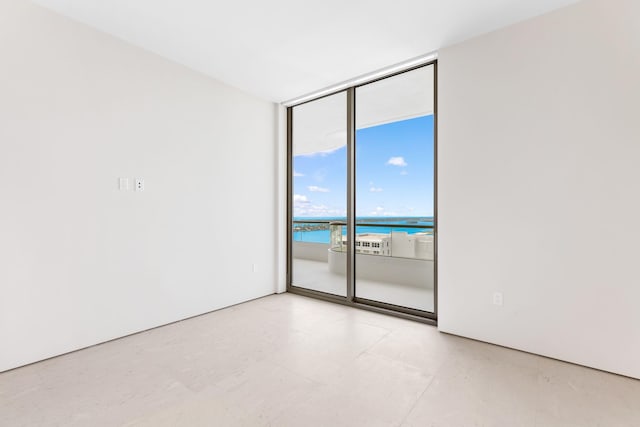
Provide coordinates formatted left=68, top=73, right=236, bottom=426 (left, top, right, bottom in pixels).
left=292, top=220, right=434, bottom=260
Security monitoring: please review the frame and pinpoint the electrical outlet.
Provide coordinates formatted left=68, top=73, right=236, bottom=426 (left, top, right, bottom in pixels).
left=135, top=178, right=144, bottom=192
left=492, top=292, right=504, bottom=306
left=493, top=292, right=504, bottom=305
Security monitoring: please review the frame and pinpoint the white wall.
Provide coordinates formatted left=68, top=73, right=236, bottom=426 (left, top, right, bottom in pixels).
left=0, top=0, right=277, bottom=372
left=438, top=0, right=640, bottom=378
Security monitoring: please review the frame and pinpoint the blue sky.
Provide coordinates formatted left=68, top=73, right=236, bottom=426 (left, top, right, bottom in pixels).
left=293, top=115, right=434, bottom=218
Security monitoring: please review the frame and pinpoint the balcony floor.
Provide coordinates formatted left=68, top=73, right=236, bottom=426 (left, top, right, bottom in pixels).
left=292, top=258, right=434, bottom=312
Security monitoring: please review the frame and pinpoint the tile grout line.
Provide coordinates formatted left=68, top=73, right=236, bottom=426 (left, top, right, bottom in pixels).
left=397, top=373, right=437, bottom=427
left=357, top=328, right=393, bottom=359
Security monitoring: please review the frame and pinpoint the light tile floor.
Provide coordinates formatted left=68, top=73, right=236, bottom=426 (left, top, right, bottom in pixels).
left=1, top=293, right=639, bottom=426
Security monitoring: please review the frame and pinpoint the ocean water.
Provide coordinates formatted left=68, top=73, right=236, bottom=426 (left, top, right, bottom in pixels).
left=293, top=230, right=334, bottom=244
left=293, top=217, right=434, bottom=244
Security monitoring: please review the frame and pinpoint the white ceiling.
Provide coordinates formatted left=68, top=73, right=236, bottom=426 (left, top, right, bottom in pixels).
left=34, top=0, right=579, bottom=103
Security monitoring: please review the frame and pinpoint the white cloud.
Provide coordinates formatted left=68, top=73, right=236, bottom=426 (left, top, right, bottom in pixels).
left=293, top=170, right=304, bottom=177
left=293, top=194, right=312, bottom=215
left=368, top=182, right=383, bottom=192
left=297, top=204, right=344, bottom=217
left=311, top=204, right=328, bottom=209
left=299, top=146, right=343, bottom=158
left=370, top=206, right=385, bottom=216
left=387, top=157, right=408, bottom=167
left=293, top=194, right=309, bottom=204
left=313, top=169, right=327, bottom=183
left=308, top=186, right=330, bottom=193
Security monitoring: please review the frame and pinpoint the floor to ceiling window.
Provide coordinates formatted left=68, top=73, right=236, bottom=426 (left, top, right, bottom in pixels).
left=290, top=91, right=347, bottom=297
left=288, top=62, right=437, bottom=320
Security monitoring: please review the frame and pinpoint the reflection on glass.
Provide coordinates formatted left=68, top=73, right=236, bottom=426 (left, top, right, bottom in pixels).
left=354, top=65, right=435, bottom=312
left=291, top=91, right=347, bottom=296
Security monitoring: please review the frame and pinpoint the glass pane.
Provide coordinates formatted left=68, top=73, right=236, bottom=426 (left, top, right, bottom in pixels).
left=291, top=92, right=347, bottom=296
left=354, top=65, right=435, bottom=312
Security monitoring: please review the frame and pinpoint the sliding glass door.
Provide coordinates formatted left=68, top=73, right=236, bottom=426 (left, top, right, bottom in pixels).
left=290, top=91, right=347, bottom=296
left=354, top=66, right=435, bottom=313
left=288, top=63, right=436, bottom=319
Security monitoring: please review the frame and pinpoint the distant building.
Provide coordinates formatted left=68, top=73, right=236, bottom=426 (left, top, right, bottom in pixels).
left=340, top=231, right=433, bottom=260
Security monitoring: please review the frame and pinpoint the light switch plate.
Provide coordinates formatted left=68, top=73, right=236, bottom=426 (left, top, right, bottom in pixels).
left=119, top=177, right=129, bottom=191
